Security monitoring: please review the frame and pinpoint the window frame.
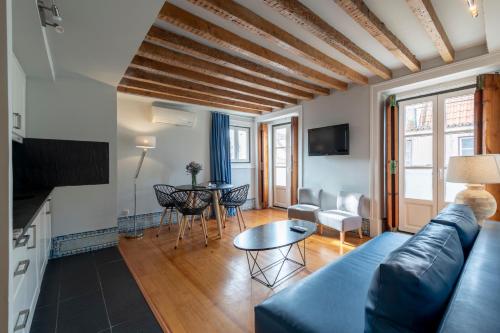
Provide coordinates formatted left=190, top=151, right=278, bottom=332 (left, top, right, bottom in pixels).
left=230, top=125, right=251, bottom=163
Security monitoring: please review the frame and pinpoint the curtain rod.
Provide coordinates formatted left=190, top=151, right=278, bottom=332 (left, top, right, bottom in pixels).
left=397, top=84, right=476, bottom=103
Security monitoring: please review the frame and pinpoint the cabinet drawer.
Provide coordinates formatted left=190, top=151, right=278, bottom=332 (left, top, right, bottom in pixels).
left=12, top=232, right=30, bottom=299
left=12, top=280, right=28, bottom=333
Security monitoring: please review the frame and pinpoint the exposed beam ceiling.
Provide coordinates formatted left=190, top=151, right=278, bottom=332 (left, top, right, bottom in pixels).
left=118, top=86, right=263, bottom=115
left=138, top=42, right=314, bottom=100
left=263, top=0, right=394, bottom=79
left=120, top=78, right=271, bottom=113
left=406, top=0, right=454, bottom=63
left=157, top=3, right=348, bottom=90
left=130, top=56, right=298, bottom=105
left=187, top=0, right=368, bottom=85
left=124, top=67, right=285, bottom=109
left=146, top=27, right=329, bottom=96
left=334, top=0, right=421, bottom=72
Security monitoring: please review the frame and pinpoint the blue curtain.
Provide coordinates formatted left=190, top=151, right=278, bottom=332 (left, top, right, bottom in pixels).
left=210, top=112, right=235, bottom=215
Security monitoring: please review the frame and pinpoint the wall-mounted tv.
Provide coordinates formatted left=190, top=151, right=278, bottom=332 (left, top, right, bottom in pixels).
left=308, top=123, right=349, bottom=156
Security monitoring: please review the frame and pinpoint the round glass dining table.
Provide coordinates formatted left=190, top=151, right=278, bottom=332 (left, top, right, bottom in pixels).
left=175, top=182, right=233, bottom=239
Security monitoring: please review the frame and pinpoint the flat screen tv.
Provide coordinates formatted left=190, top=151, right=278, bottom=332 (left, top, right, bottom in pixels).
left=308, top=123, right=349, bottom=156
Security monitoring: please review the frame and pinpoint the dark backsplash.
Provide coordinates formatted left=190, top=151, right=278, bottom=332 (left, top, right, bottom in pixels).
left=13, top=138, right=109, bottom=194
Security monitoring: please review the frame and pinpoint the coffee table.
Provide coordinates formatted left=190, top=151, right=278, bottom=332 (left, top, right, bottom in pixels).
left=233, top=220, right=316, bottom=288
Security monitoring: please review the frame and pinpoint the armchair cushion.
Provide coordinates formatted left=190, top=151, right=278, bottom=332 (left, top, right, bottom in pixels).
left=337, top=191, right=363, bottom=215
left=287, top=204, right=320, bottom=223
left=317, top=210, right=362, bottom=232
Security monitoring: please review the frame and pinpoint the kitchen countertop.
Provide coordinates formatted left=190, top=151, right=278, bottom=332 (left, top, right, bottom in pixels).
left=13, top=188, right=53, bottom=238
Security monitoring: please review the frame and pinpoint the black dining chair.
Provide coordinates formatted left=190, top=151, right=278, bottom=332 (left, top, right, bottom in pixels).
left=219, top=184, right=249, bottom=232
left=153, top=184, right=177, bottom=237
left=170, top=190, right=213, bottom=248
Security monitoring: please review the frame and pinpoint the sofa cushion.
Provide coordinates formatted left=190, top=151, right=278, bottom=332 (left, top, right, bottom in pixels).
left=431, top=204, right=479, bottom=253
left=287, top=204, right=319, bottom=222
left=317, top=210, right=362, bottom=232
left=255, top=232, right=411, bottom=333
left=365, top=223, right=464, bottom=333
left=337, top=191, right=363, bottom=215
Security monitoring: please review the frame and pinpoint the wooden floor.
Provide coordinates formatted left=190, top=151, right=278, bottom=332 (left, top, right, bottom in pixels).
left=119, top=209, right=369, bottom=333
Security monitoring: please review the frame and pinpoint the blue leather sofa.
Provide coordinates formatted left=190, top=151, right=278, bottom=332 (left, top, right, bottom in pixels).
left=255, top=205, right=500, bottom=333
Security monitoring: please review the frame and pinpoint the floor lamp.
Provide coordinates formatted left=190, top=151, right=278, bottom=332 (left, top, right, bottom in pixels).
left=126, top=135, right=157, bottom=239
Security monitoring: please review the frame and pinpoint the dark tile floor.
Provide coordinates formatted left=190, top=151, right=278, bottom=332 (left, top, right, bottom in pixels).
left=30, top=247, right=163, bottom=333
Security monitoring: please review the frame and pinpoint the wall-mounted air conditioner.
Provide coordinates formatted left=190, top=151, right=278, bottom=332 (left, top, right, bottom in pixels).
left=151, top=105, right=197, bottom=127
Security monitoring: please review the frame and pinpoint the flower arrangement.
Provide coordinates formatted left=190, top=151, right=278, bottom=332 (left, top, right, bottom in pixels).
left=186, top=161, right=202, bottom=185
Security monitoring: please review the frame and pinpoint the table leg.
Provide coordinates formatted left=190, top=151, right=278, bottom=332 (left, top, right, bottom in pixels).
left=213, top=190, right=223, bottom=239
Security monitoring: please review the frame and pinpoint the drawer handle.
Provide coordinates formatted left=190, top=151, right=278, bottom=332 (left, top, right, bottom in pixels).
left=13, top=113, right=22, bottom=130
left=14, top=234, right=30, bottom=248
left=14, top=259, right=30, bottom=277
left=14, top=309, right=29, bottom=331
left=27, top=225, right=36, bottom=250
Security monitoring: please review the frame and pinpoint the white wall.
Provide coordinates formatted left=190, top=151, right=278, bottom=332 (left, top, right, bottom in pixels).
left=26, top=76, right=117, bottom=237
left=117, top=95, right=257, bottom=216
left=302, top=85, right=371, bottom=211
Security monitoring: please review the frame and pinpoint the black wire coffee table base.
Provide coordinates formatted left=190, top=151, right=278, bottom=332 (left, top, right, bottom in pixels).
left=244, top=240, right=306, bottom=288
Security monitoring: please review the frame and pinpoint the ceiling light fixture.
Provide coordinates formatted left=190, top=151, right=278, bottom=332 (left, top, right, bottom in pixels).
left=37, top=0, right=64, bottom=33
left=466, top=0, right=479, bottom=18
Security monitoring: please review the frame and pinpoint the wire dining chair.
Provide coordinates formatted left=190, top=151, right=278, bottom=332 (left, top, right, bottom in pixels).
left=153, top=185, right=177, bottom=237
left=219, top=184, right=250, bottom=232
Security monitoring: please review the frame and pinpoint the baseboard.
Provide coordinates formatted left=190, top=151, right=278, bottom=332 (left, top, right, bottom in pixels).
left=50, top=226, right=118, bottom=259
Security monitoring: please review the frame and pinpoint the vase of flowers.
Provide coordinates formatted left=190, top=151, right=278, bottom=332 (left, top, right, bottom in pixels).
left=186, top=161, right=202, bottom=186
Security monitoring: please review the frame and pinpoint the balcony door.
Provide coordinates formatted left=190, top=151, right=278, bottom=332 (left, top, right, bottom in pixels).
left=399, top=89, right=474, bottom=233
left=273, top=123, right=291, bottom=208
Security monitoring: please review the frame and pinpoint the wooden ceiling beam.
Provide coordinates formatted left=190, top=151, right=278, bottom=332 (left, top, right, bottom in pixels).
left=130, top=56, right=298, bottom=105
left=187, top=0, right=367, bottom=85
left=124, top=67, right=285, bottom=109
left=157, top=3, right=347, bottom=91
left=406, top=0, right=454, bottom=63
left=264, top=0, right=394, bottom=78
left=334, top=0, right=420, bottom=72
left=139, top=42, right=314, bottom=100
left=120, top=78, right=271, bottom=113
left=146, top=26, right=328, bottom=95
left=118, top=86, right=262, bottom=115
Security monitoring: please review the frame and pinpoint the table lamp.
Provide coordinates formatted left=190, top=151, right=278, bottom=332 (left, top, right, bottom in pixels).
left=126, top=136, right=157, bottom=239
left=447, top=154, right=500, bottom=225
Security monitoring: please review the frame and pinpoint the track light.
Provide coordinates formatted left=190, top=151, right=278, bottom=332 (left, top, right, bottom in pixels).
left=466, top=0, right=479, bottom=18
left=37, top=0, right=64, bottom=33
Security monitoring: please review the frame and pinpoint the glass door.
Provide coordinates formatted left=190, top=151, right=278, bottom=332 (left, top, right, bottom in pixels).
left=273, top=124, right=291, bottom=208
left=399, top=88, right=475, bottom=233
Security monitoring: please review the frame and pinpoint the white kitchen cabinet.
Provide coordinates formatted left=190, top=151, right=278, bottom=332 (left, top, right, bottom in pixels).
left=10, top=51, right=26, bottom=139
left=10, top=197, right=52, bottom=333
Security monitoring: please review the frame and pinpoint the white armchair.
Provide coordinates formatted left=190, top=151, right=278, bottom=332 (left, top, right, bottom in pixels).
left=287, top=188, right=323, bottom=223
left=317, top=191, right=364, bottom=244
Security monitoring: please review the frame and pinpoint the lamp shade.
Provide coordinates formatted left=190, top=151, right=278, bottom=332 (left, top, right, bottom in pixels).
left=447, top=155, right=500, bottom=184
left=135, top=136, right=156, bottom=149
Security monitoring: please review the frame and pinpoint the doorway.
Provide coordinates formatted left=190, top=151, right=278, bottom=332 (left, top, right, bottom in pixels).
left=272, top=123, right=291, bottom=208
left=398, top=88, right=475, bottom=233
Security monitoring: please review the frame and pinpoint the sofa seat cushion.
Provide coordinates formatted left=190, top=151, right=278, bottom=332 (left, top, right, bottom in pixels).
left=366, top=223, right=464, bottom=333
left=317, top=210, right=362, bottom=231
left=255, top=232, right=411, bottom=333
left=431, top=204, right=479, bottom=254
left=287, top=204, right=320, bottom=222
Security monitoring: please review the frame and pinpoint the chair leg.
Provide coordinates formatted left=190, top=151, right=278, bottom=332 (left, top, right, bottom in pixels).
left=319, top=224, right=323, bottom=235
left=235, top=208, right=242, bottom=232
left=222, top=207, right=227, bottom=228
left=200, top=215, right=208, bottom=247
left=238, top=207, right=247, bottom=229
left=175, top=216, right=186, bottom=249
left=156, top=208, right=168, bottom=237
left=181, top=215, right=189, bottom=239
left=358, top=228, right=363, bottom=239
left=340, top=231, right=345, bottom=244
left=167, top=208, right=173, bottom=231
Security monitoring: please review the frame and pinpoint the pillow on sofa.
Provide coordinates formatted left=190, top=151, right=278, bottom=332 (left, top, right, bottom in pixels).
left=431, top=204, right=479, bottom=253
left=365, top=223, right=464, bottom=333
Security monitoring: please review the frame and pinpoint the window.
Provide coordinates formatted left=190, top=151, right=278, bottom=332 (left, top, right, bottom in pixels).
left=230, top=126, right=250, bottom=163
left=459, top=136, right=474, bottom=156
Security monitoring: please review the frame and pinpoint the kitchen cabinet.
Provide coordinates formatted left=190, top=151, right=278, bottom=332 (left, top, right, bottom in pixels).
left=10, top=52, right=26, bottom=140
left=10, top=198, right=51, bottom=333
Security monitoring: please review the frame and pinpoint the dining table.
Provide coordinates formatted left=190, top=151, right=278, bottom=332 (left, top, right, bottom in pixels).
left=175, top=182, right=233, bottom=239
